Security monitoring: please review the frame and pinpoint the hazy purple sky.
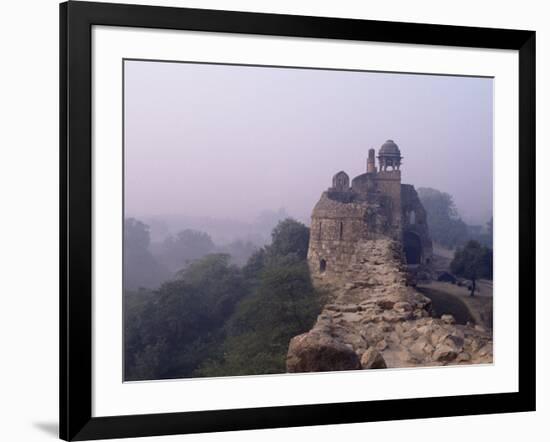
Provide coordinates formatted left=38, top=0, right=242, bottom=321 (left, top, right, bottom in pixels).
left=124, top=60, right=493, bottom=225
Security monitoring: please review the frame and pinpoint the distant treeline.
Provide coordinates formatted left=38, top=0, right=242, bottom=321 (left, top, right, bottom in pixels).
left=417, top=187, right=492, bottom=249
left=124, top=218, right=260, bottom=291
left=124, top=218, right=325, bottom=381
left=142, top=208, right=291, bottom=244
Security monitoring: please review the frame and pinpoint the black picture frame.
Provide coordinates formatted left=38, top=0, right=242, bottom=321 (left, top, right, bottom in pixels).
left=60, top=1, right=536, bottom=440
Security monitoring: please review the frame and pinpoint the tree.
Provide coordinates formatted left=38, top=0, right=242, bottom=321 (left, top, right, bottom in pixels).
left=125, top=218, right=151, bottom=250
left=417, top=187, right=469, bottom=248
left=217, top=239, right=258, bottom=267
left=450, top=240, right=493, bottom=296
left=195, top=219, right=320, bottom=378
left=197, top=256, right=322, bottom=377
left=267, top=218, right=310, bottom=259
left=241, top=218, right=310, bottom=282
left=124, top=254, right=246, bottom=381
left=255, top=208, right=289, bottom=240
left=177, top=254, right=246, bottom=321
left=124, top=218, right=169, bottom=290
left=124, top=218, right=319, bottom=380
left=159, top=229, right=215, bottom=272
left=242, top=247, right=267, bottom=280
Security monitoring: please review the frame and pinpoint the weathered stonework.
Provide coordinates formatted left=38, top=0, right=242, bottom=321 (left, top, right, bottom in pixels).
left=287, top=141, right=492, bottom=372
left=308, top=140, right=432, bottom=289
left=288, top=238, right=493, bottom=371
left=401, top=184, right=433, bottom=269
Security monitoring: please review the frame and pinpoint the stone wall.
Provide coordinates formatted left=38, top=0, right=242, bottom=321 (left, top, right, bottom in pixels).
left=370, top=170, right=402, bottom=230
left=288, top=239, right=493, bottom=372
left=401, top=184, right=433, bottom=265
left=307, top=191, right=393, bottom=288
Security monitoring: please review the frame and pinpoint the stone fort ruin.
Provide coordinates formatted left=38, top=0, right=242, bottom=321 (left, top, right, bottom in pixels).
left=286, top=141, right=493, bottom=372
left=308, top=140, right=433, bottom=287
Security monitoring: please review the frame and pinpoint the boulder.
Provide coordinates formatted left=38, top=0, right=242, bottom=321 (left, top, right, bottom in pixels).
left=287, top=332, right=362, bottom=373
left=410, top=336, right=433, bottom=357
left=433, top=344, right=458, bottom=363
left=360, top=348, right=387, bottom=369
left=393, top=301, right=413, bottom=312
left=456, top=352, right=471, bottom=362
left=443, top=334, right=464, bottom=353
left=441, top=314, right=456, bottom=325
left=377, top=299, right=395, bottom=310
left=376, top=339, right=388, bottom=351
left=477, top=343, right=493, bottom=357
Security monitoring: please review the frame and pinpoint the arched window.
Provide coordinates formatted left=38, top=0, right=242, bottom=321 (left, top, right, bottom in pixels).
left=319, top=259, right=327, bottom=273
left=339, top=221, right=344, bottom=240
left=318, top=222, right=322, bottom=240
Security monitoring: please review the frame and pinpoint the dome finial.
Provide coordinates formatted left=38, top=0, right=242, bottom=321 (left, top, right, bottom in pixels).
left=378, top=140, right=402, bottom=171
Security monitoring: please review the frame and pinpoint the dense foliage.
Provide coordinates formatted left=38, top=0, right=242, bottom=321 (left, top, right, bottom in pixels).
left=125, top=221, right=260, bottom=289
left=450, top=240, right=493, bottom=296
left=124, top=218, right=170, bottom=290
left=159, top=229, right=216, bottom=272
left=216, top=239, right=258, bottom=267
left=124, top=218, right=323, bottom=381
left=417, top=187, right=469, bottom=248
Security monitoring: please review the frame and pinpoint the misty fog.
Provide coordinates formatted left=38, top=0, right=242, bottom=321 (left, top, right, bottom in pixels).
left=124, top=59, right=493, bottom=243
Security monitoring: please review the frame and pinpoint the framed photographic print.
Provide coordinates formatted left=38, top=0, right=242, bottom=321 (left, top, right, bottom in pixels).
left=60, top=1, right=536, bottom=440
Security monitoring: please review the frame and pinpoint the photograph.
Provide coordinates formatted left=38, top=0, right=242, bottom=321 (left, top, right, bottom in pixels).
left=0, top=0, right=542, bottom=440
left=123, top=59, right=494, bottom=381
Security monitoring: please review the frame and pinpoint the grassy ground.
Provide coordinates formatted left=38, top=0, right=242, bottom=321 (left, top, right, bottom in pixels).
left=416, top=280, right=493, bottom=329
left=416, top=285, right=474, bottom=324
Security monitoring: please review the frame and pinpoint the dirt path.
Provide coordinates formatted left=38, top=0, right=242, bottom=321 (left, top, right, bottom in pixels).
left=416, top=286, right=474, bottom=325
left=417, top=281, right=493, bottom=329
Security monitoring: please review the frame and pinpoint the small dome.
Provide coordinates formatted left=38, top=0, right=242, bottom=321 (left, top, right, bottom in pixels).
left=379, top=139, right=401, bottom=156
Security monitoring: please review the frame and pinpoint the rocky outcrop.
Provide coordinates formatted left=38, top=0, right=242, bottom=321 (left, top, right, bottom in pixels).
left=287, top=239, right=493, bottom=372
left=286, top=332, right=361, bottom=373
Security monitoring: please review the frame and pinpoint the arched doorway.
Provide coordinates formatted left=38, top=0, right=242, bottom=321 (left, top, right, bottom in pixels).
left=403, top=231, right=422, bottom=265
